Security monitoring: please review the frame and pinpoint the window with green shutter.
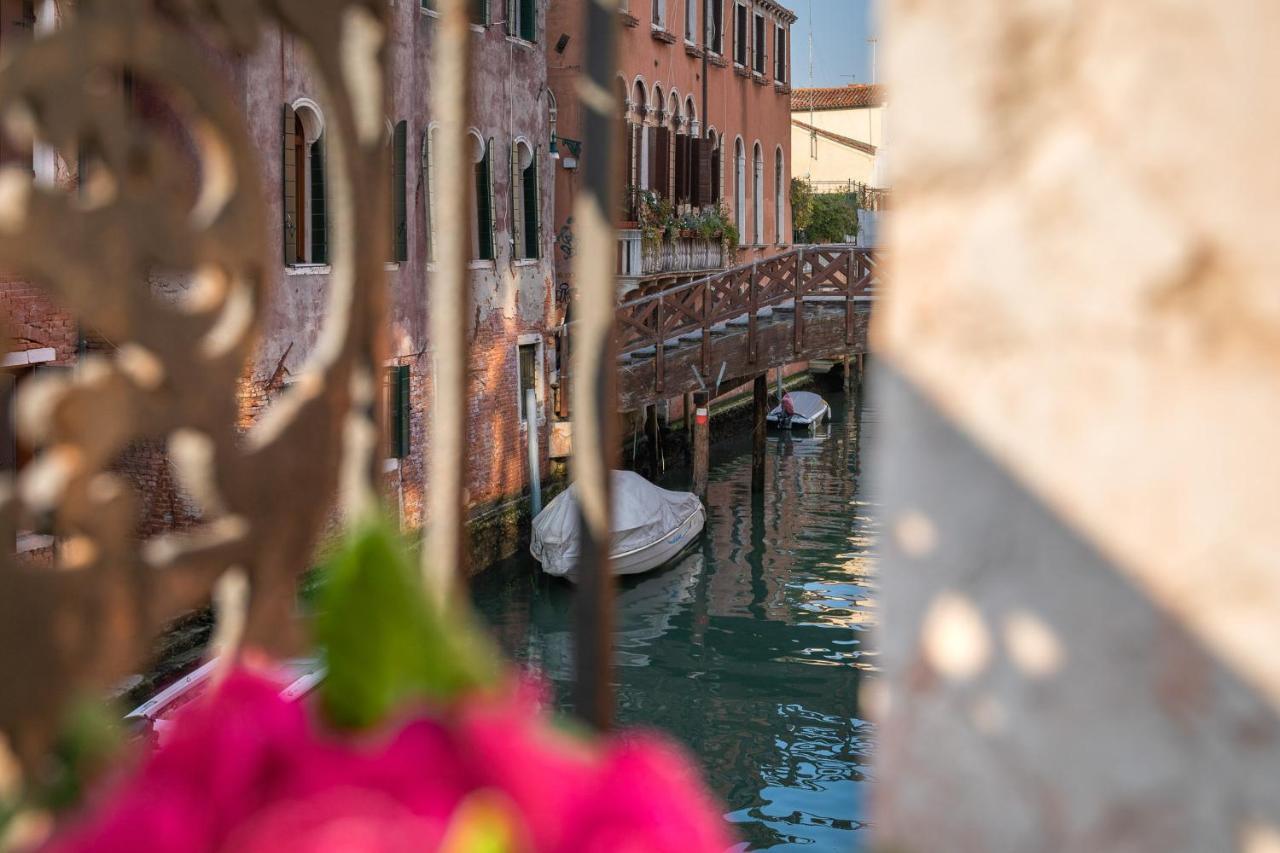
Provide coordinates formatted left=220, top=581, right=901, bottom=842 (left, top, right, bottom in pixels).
left=282, top=104, right=298, bottom=265
left=471, top=0, right=487, bottom=25
left=391, top=120, right=408, bottom=263
left=522, top=149, right=539, bottom=259
left=517, top=343, right=537, bottom=421
left=474, top=138, right=495, bottom=261
left=520, top=0, right=536, bottom=41
left=386, top=365, right=410, bottom=459
left=310, top=135, right=327, bottom=264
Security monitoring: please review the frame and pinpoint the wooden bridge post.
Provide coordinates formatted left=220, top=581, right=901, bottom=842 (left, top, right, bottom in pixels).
left=748, top=262, right=759, bottom=365
left=752, top=374, right=768, bottom=492
left=644, top=403, right=660, bottom=478
left=654, top=296, right=665, bottom=395
left=691, top=390, right=710, bottom=498
left=845, top=248, right=857, bottom=345
left=794, top=247, right=805, bottom=355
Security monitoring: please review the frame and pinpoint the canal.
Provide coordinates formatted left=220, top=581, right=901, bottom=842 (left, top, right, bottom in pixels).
left=472, top=387, right=876, bottom=851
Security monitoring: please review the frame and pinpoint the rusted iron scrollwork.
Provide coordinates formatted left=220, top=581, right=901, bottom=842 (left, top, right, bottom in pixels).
left=0, top=0, right=389, bottom=772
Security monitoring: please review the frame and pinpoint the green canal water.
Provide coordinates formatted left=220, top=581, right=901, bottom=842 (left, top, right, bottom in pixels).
left=472, top=389, right=876, bottom=851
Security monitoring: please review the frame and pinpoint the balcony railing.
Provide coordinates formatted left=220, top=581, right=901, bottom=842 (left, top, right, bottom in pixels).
left=617, top=228, right=726, bottom=281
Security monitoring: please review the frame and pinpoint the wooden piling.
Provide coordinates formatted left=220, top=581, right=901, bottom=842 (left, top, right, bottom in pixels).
left=692, top=391, right=710, bottom=498
left=752, top=374, right=767, bottom=492
left=644, top=403, right=660, bottom=477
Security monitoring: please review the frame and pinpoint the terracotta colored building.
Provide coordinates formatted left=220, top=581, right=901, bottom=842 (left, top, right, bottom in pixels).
left=546, top=0, right=797, bottom=298
left=1, top=1, right=559, bottom=553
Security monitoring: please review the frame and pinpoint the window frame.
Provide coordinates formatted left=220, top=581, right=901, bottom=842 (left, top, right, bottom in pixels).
left=733, top=2, right=748, bottom=67
left=515, top=334, right=545, bottom=427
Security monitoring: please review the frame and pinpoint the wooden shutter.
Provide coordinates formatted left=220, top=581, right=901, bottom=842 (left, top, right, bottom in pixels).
left=523, top=150, right=539, bottom=258
left=674, top=135, right=686, bottom=204
left=735, top=5, right=746, bottom=65
left=310, top=136, right=327, bottom=263
left=695, top=138, right=710, bottom=207
left=711, top=140, right=721, bottom=203
left=392, top=121, right=408, bottom=263
left=655, top=127, right=671, bottom=201
left=509, top=141, right=522, bottom=258
left=283, top=104, right=297, bottom=265
left=387, top=365, right=410, bottom=459
left=476, top=139, right=495, bottom=260
left=520, top=0, right=535, bottom=40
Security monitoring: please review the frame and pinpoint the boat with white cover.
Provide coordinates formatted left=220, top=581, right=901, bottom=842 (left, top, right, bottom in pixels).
left=531, top=470, right=705, bottom=581
left=766, top=390, right=831, bottom=429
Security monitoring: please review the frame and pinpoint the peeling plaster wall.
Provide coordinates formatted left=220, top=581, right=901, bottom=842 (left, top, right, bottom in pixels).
left=238, top=5, right=556, bottom=520
left=873, top=1, right=1280, bottom=850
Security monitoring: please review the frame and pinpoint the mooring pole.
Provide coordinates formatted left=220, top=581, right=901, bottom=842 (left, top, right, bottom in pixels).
left=644, top=403, right=660, bottom=478
left=526, top=388, right=542, bottom=516
left=692, top=390, right=710, bottom=499
left=752, top=374, right=768, bottom=492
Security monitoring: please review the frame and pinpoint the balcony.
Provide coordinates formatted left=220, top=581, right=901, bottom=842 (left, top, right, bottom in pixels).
left=617, top=228, right=727, bottom=295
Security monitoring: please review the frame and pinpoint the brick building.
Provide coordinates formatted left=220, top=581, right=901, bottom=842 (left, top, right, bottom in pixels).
left=546, top=0, right=797, bottom=299
left=1, top=1, right=559, bottom=551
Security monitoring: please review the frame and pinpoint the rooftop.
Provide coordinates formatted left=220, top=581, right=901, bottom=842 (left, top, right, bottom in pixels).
left=791, top=84, right=886, bottom=112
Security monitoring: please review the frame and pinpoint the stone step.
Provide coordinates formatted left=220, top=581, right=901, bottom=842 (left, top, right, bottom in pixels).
left=709, top=322, right=729, bottom=335
left=678, top=329, right=705, bottom=343
left=726, top=313, right=750, bottom=327
left=774, top=299, right=796, bottom=312
left=756, top=306, right=775, bottom=319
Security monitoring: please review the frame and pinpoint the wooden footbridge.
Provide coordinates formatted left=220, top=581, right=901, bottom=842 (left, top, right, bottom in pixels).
left=607, top=245, right=878, bottom=410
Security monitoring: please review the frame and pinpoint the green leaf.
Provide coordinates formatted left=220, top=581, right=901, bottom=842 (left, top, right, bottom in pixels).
left=313, top=518, right=503, bottom=730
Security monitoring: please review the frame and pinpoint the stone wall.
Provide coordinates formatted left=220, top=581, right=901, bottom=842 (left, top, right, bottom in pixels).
left=872, top=1, right=1280, bottom=850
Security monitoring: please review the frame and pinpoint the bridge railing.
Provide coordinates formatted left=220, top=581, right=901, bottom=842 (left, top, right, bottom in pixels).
left=611, top=245, right=878, bottom=397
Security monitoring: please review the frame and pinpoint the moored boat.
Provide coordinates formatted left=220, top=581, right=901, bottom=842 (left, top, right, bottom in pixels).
left=530, top=470, right=705, bottom=581
left=766, top=390, right=831, bottom=429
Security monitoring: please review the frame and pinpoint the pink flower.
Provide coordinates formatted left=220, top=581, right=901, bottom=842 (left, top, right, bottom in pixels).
left=44, top=669, right=732, bottom=853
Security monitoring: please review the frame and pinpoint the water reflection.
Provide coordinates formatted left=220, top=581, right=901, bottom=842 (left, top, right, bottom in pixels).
left=473, top=390, right=876, bottom=851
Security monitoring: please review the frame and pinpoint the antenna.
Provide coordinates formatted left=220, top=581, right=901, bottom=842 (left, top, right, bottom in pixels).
left=867, top=37, right=878, bottom=85
left=808, top=0, right=816, bottom=159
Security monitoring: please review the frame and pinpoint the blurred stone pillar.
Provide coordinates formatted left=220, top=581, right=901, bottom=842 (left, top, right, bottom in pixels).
left=872, top=1, right=1280, bottom=850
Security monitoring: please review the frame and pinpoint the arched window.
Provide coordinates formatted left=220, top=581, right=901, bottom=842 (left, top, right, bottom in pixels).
left=734, top=137, right=745, bottom=245
left=282, top=99, right=327, bottom=265
left=632, top=80, right=648, bottom=192
left=774, top=146, right=785, bottom=245
left=389, top=119, right=407, bottom=263
left=510, top=138, right=540, bottom=260
left=752, top=141, right=763, bottom=246
left=706, top=129, right=721, bottom=205
left=470, top=130, right=495, bottom=261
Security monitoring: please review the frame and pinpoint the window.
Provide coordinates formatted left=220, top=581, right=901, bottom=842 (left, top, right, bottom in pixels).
left=390, top=120, right=407, bottom=263
left=775, top=23, right=787, bottom=82
left=753, top=141, right=763, bottom=244
left=473, top=134, right=495, bottom=260
left=707, top=130, right=721, bottom=204
left=385, top=365, right=410, bottom=459
left=733, top=137, right=745, bottom=244
left=652, top=0, right=665, bottom=28
left=517, top=340, right=540, bottom=423
left=685, top=0, right=696, bottom=42
left=511, top=139, right=540, bottom=260
left=753, top=12, right=766, bottom=74
left=733, top=3, right=747, bottom=66
left=774, top=147, right=784, bottom=244
left=421, top=0, right=435, bottom=11
left=707, top=0, right=723, bottom=54
left=471, top=0, right=488, bottom=25
left=282, top=101, right=327, bottom=265
left=507, top=0, right=536, bottom=41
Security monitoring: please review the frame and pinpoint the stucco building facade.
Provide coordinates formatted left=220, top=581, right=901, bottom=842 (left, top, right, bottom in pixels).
left=1, top=0, right=559, bottom=548
left=547, top=0, right=797, bottom=299
left=791, top=83, right=886, bottom=191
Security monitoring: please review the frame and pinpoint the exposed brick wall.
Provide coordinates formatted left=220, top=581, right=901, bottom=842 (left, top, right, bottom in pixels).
left=0, top=278, right=78, bottom=364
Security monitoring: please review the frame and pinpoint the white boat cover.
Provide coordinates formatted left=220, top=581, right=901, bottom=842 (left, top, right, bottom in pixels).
left=768, top=390, right=829, bottom=423
left=531, top=470, right=704, bottom=577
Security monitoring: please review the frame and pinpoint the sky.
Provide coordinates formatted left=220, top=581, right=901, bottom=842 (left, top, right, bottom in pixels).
left=788, top=0, right=879, bottom=89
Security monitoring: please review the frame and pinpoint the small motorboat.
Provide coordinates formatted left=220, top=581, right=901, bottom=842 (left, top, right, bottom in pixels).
left=766, top=390, right=831, bottom=430
left=124, top=657, right=324, bottom=746
left=531, top=470, right=705, bottom=581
